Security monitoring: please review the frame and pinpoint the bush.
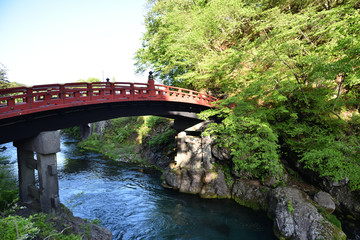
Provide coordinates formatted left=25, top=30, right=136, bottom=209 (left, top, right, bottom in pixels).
left=0, top=213, right=82, bottom=240
left=32, top=213, right=82, bottom=240
left=0, top=215, right=39, bottom=240
left=0, top=156, right=18, bottom=212
left=148, top=128, right=177, bottom=150
left=61, top=126, right=81, bottom=140
left=145, top=116, right=168, bottom=129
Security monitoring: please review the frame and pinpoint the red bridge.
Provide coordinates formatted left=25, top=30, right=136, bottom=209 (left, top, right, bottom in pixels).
left=0, top=77, right=218, bottom=144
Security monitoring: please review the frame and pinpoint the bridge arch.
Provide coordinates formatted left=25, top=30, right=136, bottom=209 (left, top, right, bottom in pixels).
left=1, top=77, right=218, bottom=213
left=0, top=78, right=217, bottom=144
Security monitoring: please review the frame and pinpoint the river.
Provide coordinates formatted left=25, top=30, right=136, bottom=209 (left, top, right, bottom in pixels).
left=2, top=136, right=277, bottom=239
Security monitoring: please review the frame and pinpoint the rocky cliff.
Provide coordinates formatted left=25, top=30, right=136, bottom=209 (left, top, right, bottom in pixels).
left=143, top=122, right=355, bottom=239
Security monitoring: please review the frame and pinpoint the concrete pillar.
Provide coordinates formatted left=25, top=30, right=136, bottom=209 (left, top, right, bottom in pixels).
left=80, top=123, right=91, bottom=139
left=14, top=131, right=61, bottom=214
left=16, top=148, right=36, bottom=203
left=37, top=152, right=60, bottom=213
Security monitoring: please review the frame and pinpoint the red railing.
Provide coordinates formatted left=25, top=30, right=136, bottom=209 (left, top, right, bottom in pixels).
left=0, top=82, right=218, bottom=119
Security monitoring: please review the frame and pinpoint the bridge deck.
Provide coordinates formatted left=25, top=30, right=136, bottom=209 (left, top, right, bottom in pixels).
left=0, top=82, right=217, bottom=120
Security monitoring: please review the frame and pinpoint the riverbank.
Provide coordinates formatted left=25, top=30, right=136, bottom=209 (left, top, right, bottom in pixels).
left=158, top=128, right=348, bottom=239
left=2, top=136, right=278, bottom=239
left=8, top=203, right=111, bottom=240
left=64, top=117, right=360, bottom=239
left=142, top=121, right=359, bottom=239
left=0, top=151, right=111, bottom=240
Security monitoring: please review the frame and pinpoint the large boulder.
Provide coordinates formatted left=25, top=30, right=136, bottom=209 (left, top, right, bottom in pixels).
left=179, top=169, right=205, bottom=194
left=314, top=191, right=336, bottom=213
left=321, top=178, right=360, bottom=220
left=268, top=187, right=346, bottom=240
left=145, top=150, right=173, bottom=169
left=231, top=180, right=270, bottom=211
left=286, top=161, right=360, bottom=221
left=162, top=128, right=232, bottom=197
left=200, top=170, right=231, bottom=199
left=162, top=168, right=231, bottom=198
left=162, top=169, right=182, bottom=190
left=162, top=168, right=205, bottom=194
left=211, top=145, right=231, bottom=161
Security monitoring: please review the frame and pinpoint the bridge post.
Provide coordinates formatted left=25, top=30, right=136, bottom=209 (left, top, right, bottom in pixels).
left=79, top=123, right=91, bottom=139
left=14, top=131, right=61, bottom=214
left=16, top=148, right=36, bottom=203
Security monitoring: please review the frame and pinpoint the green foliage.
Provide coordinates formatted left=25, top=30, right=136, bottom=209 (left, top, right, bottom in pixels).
left=78, top=116, right=175, bottom=162
left=0, top=202, right=81, bottom=240
left=206, top=118, right=283, bottom=179
left=287, top=201, right=295, bottom=215
left=0, top=215, right=39, bottom=240
left=32, top=213, right=82, bottom=240
left=85, top=218, right=102, bottom=225
left=0, top=81, right=25, bottom=90
left=0, top=207, right=83, bottom=240
left=76, top=77, right=101, bottom=83
left=148, top=128, right=177, bottom=150
left=139, top=0, right=360, bottom=190
left=317, top=207, right=342, bottom=229
left=214, top=162, right=234, bottom=188
left=138, top=116, right=171, bottom=144
left=103, top=117, right=141, bottom=144
left=0, top=155, right=18, bottom=212
left=79, top=117, right=142, bottom=160
left=61, top=126, right=81, bottom=140
left=0, top=63, right=8, bottom=83
left=201, top=100, right=285, bottom=181
left=145, top=116, right=168, bottom=129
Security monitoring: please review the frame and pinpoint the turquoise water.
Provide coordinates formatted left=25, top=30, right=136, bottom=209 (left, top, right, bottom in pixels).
left=3, top=137, right=277, bottom=239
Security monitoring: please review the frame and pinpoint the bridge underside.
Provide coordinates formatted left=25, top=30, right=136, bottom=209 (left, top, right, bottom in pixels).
left=0, top=101, right=208, bottom=144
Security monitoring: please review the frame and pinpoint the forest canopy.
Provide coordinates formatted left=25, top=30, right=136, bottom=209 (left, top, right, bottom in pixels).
left=135, top=0, right=360, bottom=190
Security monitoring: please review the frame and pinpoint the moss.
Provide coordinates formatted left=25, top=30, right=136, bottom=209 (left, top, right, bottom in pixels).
left=213, top=163, right=235, bottom=189
left=199, top=193, right=218, bottom=199
left=345, top=214, right=356, bottom=221
left=232, top=196, right=261, bottom=211
left=287, top=201, right=295, bottom=215
left=317, top=207, right=342, bottom=229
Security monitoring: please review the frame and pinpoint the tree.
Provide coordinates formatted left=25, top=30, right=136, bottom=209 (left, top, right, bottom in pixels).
left=0, top=64, right=23, bottom=89
left=0, top=63, right=9, bottom=83
left=76, top=77, right=101, bottom=83
left=137, top=0, right=360, bottom=189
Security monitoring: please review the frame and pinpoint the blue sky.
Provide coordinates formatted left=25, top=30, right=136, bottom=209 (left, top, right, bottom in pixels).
left=0, top=0, right=148, bottom=86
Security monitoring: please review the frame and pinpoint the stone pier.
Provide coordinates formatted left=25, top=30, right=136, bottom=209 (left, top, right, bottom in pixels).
left=80, top=123, right=91, bottom=139
left=14, top=131, right=61, bottom=214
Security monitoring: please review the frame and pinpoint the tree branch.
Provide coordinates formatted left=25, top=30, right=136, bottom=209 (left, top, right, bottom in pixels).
left=263, top=30, right=310, bottom=107
left=332, top=73, right=345, bottom=112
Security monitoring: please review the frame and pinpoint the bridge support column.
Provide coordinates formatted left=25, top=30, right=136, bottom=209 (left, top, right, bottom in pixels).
left=16, top=148, right=36, bottom=203
left=14, top=131, right=61, bottom=214
left=80, top=123, right=91, bottom=139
